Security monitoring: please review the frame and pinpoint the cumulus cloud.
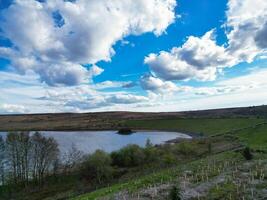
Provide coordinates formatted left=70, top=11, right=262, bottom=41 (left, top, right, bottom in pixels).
left=0, top=0, right=176, bottom=86
left=144, top=0, right=267, bottom=85
left=225, top=0, right=267, bottom=62
left=144, top=30, right=231, bottom=82
left=140, top=74, right=181, bottom=93
left=255, top=22, right=267, bottom=49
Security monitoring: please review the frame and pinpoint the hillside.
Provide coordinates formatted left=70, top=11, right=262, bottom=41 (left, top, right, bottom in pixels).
left=0, top=105, right=267, bottom=131
left=0, top=105, right=267, bottom=200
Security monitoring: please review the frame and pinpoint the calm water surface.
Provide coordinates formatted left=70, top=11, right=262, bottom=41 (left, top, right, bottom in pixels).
left=0, top=131, right=191, bottom=154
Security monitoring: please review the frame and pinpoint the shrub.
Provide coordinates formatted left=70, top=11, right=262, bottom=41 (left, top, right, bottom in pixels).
left=111, top=144, right=145, bottom=167
left=163, top=153, right=176, bottom=166
left=242, top=147, right=253, bottom=160
left=176, top=142, right=197, bottom=156
left=169, top=185, right=181, bottom=200
left=81, top=150, right=113, bottom=184
left=144, top=146, right=159, bottom=163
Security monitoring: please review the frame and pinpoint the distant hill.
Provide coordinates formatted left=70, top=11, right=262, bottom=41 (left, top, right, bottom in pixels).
left=0, top=105, right=266, bottom=131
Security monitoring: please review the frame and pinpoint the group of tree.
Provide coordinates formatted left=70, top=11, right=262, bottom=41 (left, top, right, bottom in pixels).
left=0, top=133, right=228, bottom=199
left=0, top=132, right=59, bottom=186
left=80, top=139, right=187, bottom=184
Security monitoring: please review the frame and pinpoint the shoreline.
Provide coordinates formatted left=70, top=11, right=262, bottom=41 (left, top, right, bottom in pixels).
left=1, top=129, right=201, bottom=139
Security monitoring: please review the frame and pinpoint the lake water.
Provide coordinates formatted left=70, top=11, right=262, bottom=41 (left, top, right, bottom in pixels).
left=0, top=131, right=191, bottom=155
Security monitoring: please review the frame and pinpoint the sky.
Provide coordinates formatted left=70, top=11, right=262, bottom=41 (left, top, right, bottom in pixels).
left=0, top=0, right=267, bottom=114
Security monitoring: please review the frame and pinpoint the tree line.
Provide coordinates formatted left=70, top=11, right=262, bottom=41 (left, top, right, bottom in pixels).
left=0, top=131, right=202, bottom=199
left=0, top=132, right=59, bottom=186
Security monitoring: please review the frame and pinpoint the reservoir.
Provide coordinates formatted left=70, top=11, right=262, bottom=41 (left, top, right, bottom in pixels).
left=0, top=131, right=191, bottom=155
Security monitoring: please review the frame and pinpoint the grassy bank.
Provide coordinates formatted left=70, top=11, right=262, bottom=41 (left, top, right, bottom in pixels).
left=124, top=117, right=265, bottom=136
left=235, top=123, right=267, bottom=150
left=72, top=151, right=246, bottom=200
left=73, top=117, right=267, bottom=200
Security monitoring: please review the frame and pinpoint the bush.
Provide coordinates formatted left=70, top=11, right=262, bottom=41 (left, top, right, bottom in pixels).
left=176, top=142, right=197, bottom=155
left=169, top=186, right=181, bottom=200
left=144, top=146, right=159, bottom=163
left=242, top=147, right=253, bottom=160
left=81, top=150, right=113, bottom=184
left=111, top=144, right=145, bottom=167
left=163, top=153, right=176, bottom=166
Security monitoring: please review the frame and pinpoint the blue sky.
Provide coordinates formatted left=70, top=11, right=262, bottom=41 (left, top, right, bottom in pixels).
left=94, top=0, right=228, bottom=83
left=0, top=0, right=267, bottom=114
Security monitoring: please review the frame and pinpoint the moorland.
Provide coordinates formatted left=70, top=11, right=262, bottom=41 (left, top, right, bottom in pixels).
left=0, top=105, right=267, bottom=200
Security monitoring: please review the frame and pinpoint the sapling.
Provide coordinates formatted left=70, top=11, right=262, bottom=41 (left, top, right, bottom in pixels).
left=251, top=188, right=254, bottom=199
left=169, top=186, right=181, bottom=200
left=242, top=147, right=253, bottom=160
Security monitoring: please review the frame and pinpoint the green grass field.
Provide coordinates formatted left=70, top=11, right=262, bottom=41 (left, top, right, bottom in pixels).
left=234, top=123, right=267, bottom=150
left=124, top=118, right=265, bottom=136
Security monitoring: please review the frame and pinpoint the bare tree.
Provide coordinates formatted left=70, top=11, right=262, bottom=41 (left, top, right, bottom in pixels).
left=5, top=132, right=31, bottom=185
left=4, top=132, right=59, bottom=186
left=31, top=132, right=59, bottom=184
left=19, top=132, right=31, bottom=184
left=0, top=136, right=5, bottom=185
left=63, top=143, right=84, bottom=174
left=6, top=132, right=20, bottom=184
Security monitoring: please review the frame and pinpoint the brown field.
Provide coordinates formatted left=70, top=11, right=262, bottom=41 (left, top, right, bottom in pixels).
left=0, top=105, right=266, bottom=131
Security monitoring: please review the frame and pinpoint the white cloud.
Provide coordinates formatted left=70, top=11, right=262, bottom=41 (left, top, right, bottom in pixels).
left=216, top=67, right=267, bottom=87
left=88, top=65, right=104, bottom=77
left=34, top=84, right=149, bottom=112
left=144, top=0, right=267, bottom=84
left=94, top=80, right=136, bottom=90
left=140, top=74, right=182, bottom=93
left=134, top=68, right=267, bottom=112
left=106, top=94, right=148, bottom=104
left=140, top=73, right=257, bottom=97
left=0, top=0, right=176, bottom=86
left=63, top=92, right=149, bottom=111
left=193, top=85, right=253, bottom=96
left=37, top=62, right=91, bottom=86
left=0, top=70, right=148, bottom=113
left=144, top=30, right=231, bottom=82
left=1, top=67, right=267, bottom=113
left=225, top=0, right=267, bottom=63
left=0, top=104, right=28, bottom=114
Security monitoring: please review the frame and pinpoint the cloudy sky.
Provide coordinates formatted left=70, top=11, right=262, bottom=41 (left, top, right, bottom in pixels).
left=0, top=0, right=267, bottom=114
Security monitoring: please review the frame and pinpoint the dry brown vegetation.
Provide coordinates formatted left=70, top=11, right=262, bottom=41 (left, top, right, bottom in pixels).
left=0, top=105, right=266, bottom=131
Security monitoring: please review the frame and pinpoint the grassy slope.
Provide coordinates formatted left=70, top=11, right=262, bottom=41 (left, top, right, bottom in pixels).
left=72, top=152, right=241, bottom=200
left=235, top=123, right=267, bottom=150
left=124, top=118, right=265, bottom=136
left=72, top=117, right=267, bottom=199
